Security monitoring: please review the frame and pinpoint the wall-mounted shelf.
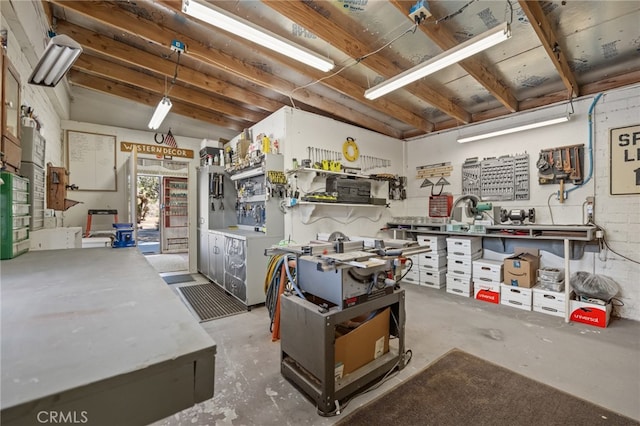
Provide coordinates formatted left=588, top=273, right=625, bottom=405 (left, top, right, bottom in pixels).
left=296, top=201, right=384, bottom=224
left=230, top=166, right=264, bottom=181
left=286, top=167, right=370, bottom=179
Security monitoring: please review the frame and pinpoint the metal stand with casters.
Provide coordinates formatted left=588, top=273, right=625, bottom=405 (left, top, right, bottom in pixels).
left=280, top=290, right=406, bottom=416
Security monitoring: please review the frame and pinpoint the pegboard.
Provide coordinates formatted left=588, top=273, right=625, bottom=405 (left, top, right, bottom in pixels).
left=461, top=153, right=530, bottom=201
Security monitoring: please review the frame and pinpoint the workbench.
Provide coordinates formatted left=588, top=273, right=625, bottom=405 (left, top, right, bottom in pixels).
left=1, top=248, right=216, bottom=426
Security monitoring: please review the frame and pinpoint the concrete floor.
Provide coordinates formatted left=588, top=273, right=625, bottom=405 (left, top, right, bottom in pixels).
left=153, top=280, right=640, bottom=426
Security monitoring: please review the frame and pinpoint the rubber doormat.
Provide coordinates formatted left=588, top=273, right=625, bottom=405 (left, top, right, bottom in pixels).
left=178, top=283, right=247, bottom=322
left=163, top=274, right=195, bottom=285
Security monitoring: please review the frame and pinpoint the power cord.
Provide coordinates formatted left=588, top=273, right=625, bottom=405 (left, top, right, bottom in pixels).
left=592, top=222, right=640, bottom=264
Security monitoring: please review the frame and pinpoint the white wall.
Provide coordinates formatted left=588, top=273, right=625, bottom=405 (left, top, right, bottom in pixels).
left=406, top=86, right=640, bottom=320
left=1, top=9, right=67, bottom=166
left=277, top=108, right=405, bottom=243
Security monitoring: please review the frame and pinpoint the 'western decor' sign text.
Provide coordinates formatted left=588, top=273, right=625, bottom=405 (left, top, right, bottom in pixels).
left=120, top=142, right=194, bottom=159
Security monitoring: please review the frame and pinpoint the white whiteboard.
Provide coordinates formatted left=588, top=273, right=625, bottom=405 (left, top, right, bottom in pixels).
left=67, top=130, right=117, bottom=191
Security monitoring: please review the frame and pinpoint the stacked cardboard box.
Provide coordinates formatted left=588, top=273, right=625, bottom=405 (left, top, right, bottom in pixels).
left=401, top=235, right=447, bottom=289
left=446, top=236, right=482, bottom=297
left=473, top=259, right=503, bottom=304
left=500, top=248, right=540, bottom=310
left=401, top=253, right=421, bottom=286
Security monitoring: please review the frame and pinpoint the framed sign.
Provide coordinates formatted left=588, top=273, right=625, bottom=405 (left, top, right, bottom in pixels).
left=67, top=130, right=117, bottom=191
left=610, top=124, right=640, bottom=195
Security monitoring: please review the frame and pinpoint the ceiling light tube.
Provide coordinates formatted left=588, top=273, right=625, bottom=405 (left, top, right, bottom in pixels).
left=182, top=0, right=334, bottom=72
left=28, top=34, right=83, bottom=87
left=148, top=96, right=173, bottom=130
left=365, top=22, right=511, bottom=100
left=457, top=114, right=571, bottom=143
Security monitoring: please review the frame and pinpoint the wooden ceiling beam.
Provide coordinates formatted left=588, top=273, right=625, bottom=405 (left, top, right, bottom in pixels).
left=402, top=68, right=640, bottom=139
left=263, top=0, right=472, bottom=124
left=73, top=54, right=264, bottom=124
left=390, top=0, right=519, bottom=113
left=68, top=71, right=247, bottom=131
left=54, top=22, right=282, bottom=114
left=155, top=0, right=433, bottom=133
left=51, top=0, right=403, bottom=138
left=519, top=0, right=580, bottom=97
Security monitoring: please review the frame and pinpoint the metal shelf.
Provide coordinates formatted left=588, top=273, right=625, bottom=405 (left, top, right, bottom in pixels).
left=229, top=167, right=264, bottom=181
left=287, top=167, right=370, bottom=179
left=280, top=290, right=406, bottom=415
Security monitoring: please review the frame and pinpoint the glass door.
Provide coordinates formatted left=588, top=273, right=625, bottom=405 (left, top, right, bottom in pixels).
left=161, top=176, right=188, bottom=253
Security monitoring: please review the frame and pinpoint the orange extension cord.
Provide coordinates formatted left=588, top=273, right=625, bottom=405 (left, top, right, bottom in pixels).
left=271, top=261, right=287, bottom=342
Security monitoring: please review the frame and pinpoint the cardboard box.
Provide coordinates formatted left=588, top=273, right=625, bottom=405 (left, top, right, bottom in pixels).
left=334, top=308, right=390, bottom=379
left=446, top=275, right=473, bottom=297
left=417, top=235, right=447, bottom=251
left=420, top=267, right=446, bottom=288
left=570, top=300, right=612, bottom=328
left=503, top=248, right=540, bottom=288
left=474, top=281, right=501, bottom=304
left=500, top=283, right=532, bottom=311
left=401, top=269, right=420, bottom=286
left=473, top=259, right=504, bottom=283
left=533, top=286, right=569, bottom=317
left=446, top=236, right=482, bottom=256
left=447, top=254, right=476, bottom=275
left=418, top=250, right=447, bottom=269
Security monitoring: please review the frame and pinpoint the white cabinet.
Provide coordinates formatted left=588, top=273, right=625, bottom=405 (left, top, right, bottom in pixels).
left=29, top=227, right=82, bottom=250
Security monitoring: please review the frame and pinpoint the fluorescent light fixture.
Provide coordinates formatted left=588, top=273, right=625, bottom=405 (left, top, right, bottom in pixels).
left=182, top=0, right=334, bottom=72
left=148, top=96, right=173, bottom=130
left=457, top=114, right=571, bottom=143
left=28, top=34, right=83, bottom=87
left=365, top=22, right=511, bottom=100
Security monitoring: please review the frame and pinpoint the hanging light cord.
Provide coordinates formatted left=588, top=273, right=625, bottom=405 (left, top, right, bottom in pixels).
left=165, top=50, right=182, bottom=96
left=288, top=0, right=487, bottom=108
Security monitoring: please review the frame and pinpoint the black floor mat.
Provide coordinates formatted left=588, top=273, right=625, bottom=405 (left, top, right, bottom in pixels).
left=178, top=283, right=247, bottom=322
left=162, top=274, right=195, bottom=285
left=336, top=349, right=638, bottom=425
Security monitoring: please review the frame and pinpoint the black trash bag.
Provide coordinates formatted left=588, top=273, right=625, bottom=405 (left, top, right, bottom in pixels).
left=570, top=271, right=619, bottom=301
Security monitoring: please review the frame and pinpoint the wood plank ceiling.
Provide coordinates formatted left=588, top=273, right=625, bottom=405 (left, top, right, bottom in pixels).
left=44, top=0, right=640, bottom=140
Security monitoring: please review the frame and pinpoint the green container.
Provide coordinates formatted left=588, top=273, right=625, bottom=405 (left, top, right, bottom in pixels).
left=1, top=171, right=30, bottom=259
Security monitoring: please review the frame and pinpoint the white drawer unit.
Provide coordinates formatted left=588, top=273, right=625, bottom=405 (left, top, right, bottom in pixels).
left=473, top=259, right=504, bottom=282
left=446, top=236, right=482, bottom=256
left=447, top=254, right=476, bottom=275
left=533, top=287, right=570, bottom=317
left=500, top=284, right=532, bottom=311
left=420, top=268, right=446, bottom=289
left=473, top=281, right=501, bottom=304
left=416, top=235, right=447, bottom=251
left=418, top=250, right=447, bottom=269
left=446, top=275, right=473, bottom=297
left=401, top=268, right=420, bottom=286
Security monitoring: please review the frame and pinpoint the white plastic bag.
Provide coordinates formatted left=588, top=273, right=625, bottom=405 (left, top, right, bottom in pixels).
left=570, top=271, right=619, bottom=301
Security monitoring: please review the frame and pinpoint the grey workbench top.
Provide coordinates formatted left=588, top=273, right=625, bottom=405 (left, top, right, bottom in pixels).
left=0, top=248, right=216, bottom=411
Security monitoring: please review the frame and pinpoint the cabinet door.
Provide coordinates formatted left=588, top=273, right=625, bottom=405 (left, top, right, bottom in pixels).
left=224, top=236, right=246, bottom=302
left=213, top=236, right=224, bottom=285
left=207, top=233, right=218, bottom=284
left=2, top=55, right=20, bottom=145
